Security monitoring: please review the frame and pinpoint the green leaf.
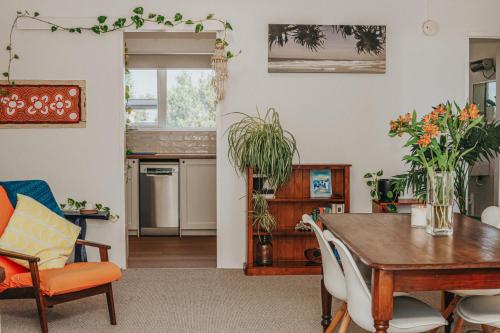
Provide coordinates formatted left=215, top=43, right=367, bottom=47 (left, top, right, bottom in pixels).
left=185, top=19, right=194, bottom=24
left=376, top=170, right=383, bottom=176
left=156, top=15, right=165, bottom=23
left=226, top=50, right=234, bottom=59
left=34, top=12, right=40, bottom=17
left=148, top=13, right=156, bottom=19
left=91, top=25, right=100, bottom=34
left=387, top=191, right=393, bottom=198
left=164, top=20, right=173, bottom=27
left=363, top=173, right=371, bottom=178
left=100, top=24, right=109, bottom=32
left=98, top=15, right=107, bottom=24
left=113, top=18, right=126, bottom=28
left=133, top=7, right=144, bottom=15
left=2, top=73, right=8, bottom=77
left=206, top=14, right=214, bottom=19
left=366, top=180, right=373, bottom=186
left=224, top=22, right=233, bottom=30
left=51, top=26, right=58, bottom=32
left=195, top=23, right=204, bottom=33
left=69, top=28, right=75, bottom=33
left=13, top=54, right=19, bottom=59
left=174, top=13, right=183, bottom=21
left=6, top=45, right=11, bottom=51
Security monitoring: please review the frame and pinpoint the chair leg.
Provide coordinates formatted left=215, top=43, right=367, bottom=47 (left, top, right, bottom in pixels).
left=453, top=316, right=464, bottom=333
left=481, top=325, right=490, bottom=333
left=325, top=302, right=347, bottom=333
left=34, top=293, right=48, bottom=333
left=442, top=295, right=461, bottom=319
left=337, top=310, right=351, bottom=333
left=105, top=283, right=117, bottom=325
left=29, top=261, right=48, bottom=333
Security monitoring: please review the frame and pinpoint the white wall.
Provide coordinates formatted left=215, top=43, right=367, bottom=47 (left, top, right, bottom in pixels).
left=1, top=0, right=500, bottom=268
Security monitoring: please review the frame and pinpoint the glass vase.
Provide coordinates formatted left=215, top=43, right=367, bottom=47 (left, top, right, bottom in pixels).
left=426, top=171, right=454, bottom=236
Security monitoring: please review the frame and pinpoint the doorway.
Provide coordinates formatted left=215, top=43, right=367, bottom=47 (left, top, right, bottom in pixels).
left=124, top=31, right=218, bottom=268
left=467, top=37, right=499, bottom=216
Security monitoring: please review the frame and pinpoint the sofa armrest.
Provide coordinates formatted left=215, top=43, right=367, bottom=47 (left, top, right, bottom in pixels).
left=75, top=239, right=111, bottom=262
left=0, top=248, right=39, bottom=263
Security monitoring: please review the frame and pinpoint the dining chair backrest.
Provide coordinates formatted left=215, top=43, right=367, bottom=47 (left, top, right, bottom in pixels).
left=481, top=206, right=500, bottom=229
left=302, top=214, right=346, bottom=302
left=328, top=232, right=374, bottom=332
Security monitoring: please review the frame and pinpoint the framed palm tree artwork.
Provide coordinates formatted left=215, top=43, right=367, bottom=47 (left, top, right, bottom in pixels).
left=268, top=25, right=386, bottom=73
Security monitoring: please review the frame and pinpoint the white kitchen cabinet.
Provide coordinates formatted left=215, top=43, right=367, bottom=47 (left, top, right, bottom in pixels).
left=180, top=159, right=216, bottom=235
left=126, top=159, right=140, bottom=235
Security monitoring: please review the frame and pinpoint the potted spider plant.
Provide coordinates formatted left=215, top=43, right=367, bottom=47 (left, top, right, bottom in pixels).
left=227, top=107, right=298, bottom=265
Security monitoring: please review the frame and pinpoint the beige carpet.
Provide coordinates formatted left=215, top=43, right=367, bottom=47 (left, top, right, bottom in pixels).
left=0, top=269, right=476, bottom=333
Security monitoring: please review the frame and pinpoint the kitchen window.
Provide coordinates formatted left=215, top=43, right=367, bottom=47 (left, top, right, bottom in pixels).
left=126, top=68, right=216, bottom=129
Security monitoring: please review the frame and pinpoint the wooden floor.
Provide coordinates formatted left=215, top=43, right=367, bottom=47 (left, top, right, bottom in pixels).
left=128, top=236, right=217, bottom=268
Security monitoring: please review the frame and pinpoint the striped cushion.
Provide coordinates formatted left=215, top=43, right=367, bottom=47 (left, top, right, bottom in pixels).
left=0, top=194, right=80, bottom=270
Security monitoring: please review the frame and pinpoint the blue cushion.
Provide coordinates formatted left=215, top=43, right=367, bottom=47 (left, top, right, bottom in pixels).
left=0, top=180, right=64, bottom=217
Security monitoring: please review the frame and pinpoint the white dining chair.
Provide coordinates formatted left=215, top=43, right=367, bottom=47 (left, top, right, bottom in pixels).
left=482, top=206, right=500, bottom=229
left=453, top=296, right=500, bottom=333
left=327, top=231, right=447, bottom=333
left=440, top=206, right=500, bottom=321
left=303, top=214, right=349, bottom=333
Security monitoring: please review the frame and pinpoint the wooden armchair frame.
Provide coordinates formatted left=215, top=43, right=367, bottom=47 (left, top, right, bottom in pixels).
left=0, top=240, right=117, bottom=333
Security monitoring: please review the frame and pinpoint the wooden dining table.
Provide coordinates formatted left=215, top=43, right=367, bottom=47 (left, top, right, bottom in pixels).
left=320, top=213, right=500, bottom=333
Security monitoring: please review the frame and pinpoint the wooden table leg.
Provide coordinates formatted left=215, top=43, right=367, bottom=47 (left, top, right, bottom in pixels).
left=321, top=277, right=333, bottom=332
left=372, top=270, right=394, bottom=333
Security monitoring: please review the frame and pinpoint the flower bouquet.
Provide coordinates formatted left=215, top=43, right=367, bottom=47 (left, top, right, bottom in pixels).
left=389, top=102, right=483, bottom=235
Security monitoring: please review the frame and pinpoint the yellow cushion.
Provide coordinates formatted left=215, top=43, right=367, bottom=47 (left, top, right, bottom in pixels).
left=0, top=194, right=81, bottom=270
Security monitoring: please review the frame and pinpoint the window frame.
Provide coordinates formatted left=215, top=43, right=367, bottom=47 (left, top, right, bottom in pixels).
left=127, top=68, right=216, bottom=131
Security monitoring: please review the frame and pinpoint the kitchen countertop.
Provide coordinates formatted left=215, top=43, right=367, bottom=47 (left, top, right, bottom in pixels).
left=127, top=153, right=216, bottom=159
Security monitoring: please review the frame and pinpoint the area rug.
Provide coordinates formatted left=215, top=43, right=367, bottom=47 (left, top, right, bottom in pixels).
left=0, top=268, right=474, bottom=333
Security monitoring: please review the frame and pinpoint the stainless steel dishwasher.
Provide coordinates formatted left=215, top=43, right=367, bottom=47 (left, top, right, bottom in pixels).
left=139, top=162, right=179, bottom=236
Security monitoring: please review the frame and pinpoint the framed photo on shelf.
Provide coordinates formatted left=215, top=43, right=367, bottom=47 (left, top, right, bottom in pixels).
left=310, top=169, right=332, bottom=198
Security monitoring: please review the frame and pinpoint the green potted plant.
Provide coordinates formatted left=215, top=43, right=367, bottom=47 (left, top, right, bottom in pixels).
left=227, top=107, right=298, bottom=264
left=364, top=170, right=399, bottom=212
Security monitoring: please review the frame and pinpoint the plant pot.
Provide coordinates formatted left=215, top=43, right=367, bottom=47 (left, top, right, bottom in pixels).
left=426, top=171, right=454, bottom=236
left=255, top=235, right=273, bottom=266
left=80, top=208, right=98, bottom=214
left=377, top=179, right=399, bottom=203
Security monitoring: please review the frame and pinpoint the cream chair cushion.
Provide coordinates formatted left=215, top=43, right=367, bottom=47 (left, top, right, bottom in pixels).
left=0, top=194, right=80, bottom=270
left=456, top=296, right=500, bottom=328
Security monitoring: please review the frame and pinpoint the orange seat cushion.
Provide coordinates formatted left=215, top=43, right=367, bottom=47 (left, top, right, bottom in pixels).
left=0, top=186, right=29, bottom=292
left=11, top=262, right=121, bottom=296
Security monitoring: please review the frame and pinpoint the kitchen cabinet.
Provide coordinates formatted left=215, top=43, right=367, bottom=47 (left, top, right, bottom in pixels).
left=180, top=159, right=216, bottom=235
left=126, top=159, right=140, bottom=235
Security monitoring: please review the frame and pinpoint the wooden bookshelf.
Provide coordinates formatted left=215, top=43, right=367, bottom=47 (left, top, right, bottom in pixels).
left=244, top=164, right=351, bottom=276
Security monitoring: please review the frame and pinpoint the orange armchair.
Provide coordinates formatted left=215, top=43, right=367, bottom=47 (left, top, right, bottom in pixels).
left=0, top=239, right=121, bottom=333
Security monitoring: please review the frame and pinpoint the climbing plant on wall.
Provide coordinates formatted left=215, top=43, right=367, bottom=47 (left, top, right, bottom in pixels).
left=2, top=7, right=238, bottom=100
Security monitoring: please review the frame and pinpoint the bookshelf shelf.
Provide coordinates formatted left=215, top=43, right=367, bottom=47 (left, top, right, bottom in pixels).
left=252, top=227, right=316, bottom=237
left=244, top=164, right=351, bottom=276
left=266, top=197, right=344, bottom=203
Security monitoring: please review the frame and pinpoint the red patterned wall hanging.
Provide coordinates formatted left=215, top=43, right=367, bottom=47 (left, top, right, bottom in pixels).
left=0, top=80, right=86, bottom=128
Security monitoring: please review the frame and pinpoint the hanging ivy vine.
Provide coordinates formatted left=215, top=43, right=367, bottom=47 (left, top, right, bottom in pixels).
left=2, top=7, right=238, bottom=83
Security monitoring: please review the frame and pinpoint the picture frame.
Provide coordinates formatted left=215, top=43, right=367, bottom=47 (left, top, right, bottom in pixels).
left=0, top=80, right=86, bottom=128
left=268, top=24, right=386, bottom=74
left=310, top=169, right=332, bottom=198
